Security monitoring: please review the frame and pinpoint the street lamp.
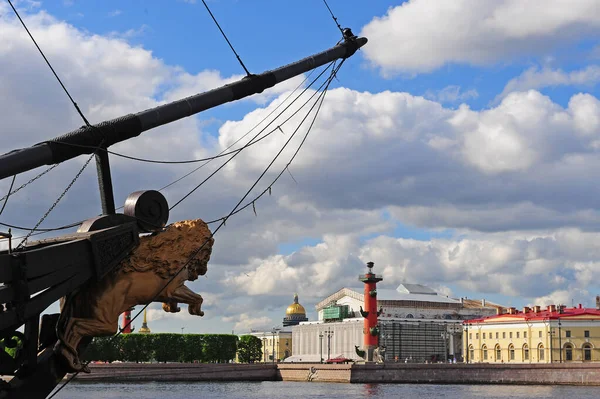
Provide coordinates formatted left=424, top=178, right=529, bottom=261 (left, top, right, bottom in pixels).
left=319, top=332, right=324, bottom=363
left=181, top=327, right=185, bottom=334
left=324, top=329, right=334, bottom=361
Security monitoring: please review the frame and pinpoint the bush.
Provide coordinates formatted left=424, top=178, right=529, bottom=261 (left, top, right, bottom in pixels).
left=83, top=333, right=238, bottom=363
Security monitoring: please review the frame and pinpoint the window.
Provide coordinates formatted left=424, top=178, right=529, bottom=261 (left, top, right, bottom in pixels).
left=566, top=330, right=571, bottom=338
left=482, top=345, right=488, bottom=360
left=469, top=333, right=472, bottom=339
left=539, top=331, right=542, bottom=338
left=469, top=345, right=474, bottom=361
left=539, top=344, right=545, bottom=361
left=406, top=314, right=414, bottom=318
left=483, top=333, right=486, bottom=339
left=509, top=344, right=515, bottom=361
left=565, top=344, right=573, bottom=361
left=583, top=344, right=592, bottom=361
left=476, top=333, right=479, bottom=339
left=585, top=330, right=590, bottom=338
left=524, top=332, right=527, bottom=338
left=509, top=332, right=513, bottom=339
left=496, top=332, right=499, bottom=339
left=523, top=344, right=529, bottom=361
left=503, top=332, right=506, bottom=339
left=516, top=332, right=520, bottom=339
left=495, top=345, right=501, bottom=361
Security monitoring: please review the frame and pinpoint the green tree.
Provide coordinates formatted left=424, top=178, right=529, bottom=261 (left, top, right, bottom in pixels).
left=237, top=335, right=262, bottom=363
left=152, top=333, right=183, bottom=363
left=82, top=336, right=120, bottom=362
left=120, top=334, right=152, bottom=362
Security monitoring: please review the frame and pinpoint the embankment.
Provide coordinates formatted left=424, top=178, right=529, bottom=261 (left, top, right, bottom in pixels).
left=73, top=362, right=600, bottom=386
left=77, top=363, right=278, bottom=382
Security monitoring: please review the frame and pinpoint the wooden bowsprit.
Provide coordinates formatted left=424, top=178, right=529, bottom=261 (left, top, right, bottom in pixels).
left=0, top=31, right=366, bottom=398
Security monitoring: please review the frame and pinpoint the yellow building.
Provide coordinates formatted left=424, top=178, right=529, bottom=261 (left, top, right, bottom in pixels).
left=463, top=304, right=600, bottom=363
left=258, top=330, right=292, bottom=362
left=240, top=294, right=307, bottom=362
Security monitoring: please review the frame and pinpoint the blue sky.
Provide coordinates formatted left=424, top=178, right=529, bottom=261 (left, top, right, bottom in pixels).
left=2, top=0, right=600, bottom=334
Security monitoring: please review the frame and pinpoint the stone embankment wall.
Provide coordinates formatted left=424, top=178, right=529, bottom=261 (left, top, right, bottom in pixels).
left=351, top=363, right=600, bottom=385
left=77, top=363, right=278, bottom=382
left=277, top=364, right=352, bottom=382
left=73, top=362, right=600, bottom=386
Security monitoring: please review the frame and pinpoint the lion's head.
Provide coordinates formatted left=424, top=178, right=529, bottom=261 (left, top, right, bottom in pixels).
left=121, top=219, right=214, bottom=280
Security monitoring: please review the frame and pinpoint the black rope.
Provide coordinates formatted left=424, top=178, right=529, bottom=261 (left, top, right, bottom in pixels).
left=322, top=0, right=345, bottom=37
left=6, top=0, right=91, bottom=127
left=206, top=61, right=342, bottom=225
left=156, top=67, right=318, bottom=192
left=200, top=0, right=251, bottom=76
left=0, top=175, right=16, bottom=217
left=0, top=164, right=60, bottom=203
left=169, top=62, right=335, bottom=210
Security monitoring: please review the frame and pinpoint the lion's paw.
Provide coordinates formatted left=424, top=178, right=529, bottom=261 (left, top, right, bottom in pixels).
left=162, top=301, right=181, bottom=313
left=188, top=303, right=204, bottom=316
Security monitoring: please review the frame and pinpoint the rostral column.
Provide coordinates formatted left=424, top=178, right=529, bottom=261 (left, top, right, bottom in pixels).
left=121, top=308, right=135, bottom=334
left=359, top=261, right=382, bottom=362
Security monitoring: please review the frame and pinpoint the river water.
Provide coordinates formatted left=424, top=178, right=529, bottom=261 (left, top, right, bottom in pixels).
left=55, top=382, right=600, bottom=398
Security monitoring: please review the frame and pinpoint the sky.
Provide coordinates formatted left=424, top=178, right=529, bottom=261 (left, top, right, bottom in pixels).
left=1, top=0, right=600, bottom=334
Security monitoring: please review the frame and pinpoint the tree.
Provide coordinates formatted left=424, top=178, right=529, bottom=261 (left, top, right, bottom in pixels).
left=237, top=335, right=262, bottom=363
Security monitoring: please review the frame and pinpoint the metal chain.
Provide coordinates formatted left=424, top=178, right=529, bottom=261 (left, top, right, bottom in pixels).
left=0, top=164, right=60, bottom=202
left=16, top=156, right=94, bottom=249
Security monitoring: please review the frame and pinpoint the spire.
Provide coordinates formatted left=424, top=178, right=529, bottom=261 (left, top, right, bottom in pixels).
left=293, top=293, right=299, bottom=304
left=139, top=308, right=151, bottom=334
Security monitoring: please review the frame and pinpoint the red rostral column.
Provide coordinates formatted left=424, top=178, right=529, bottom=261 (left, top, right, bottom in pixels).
left=359, top=261, right=382, bottom=362
left=121, top=308, right=134, bottom=334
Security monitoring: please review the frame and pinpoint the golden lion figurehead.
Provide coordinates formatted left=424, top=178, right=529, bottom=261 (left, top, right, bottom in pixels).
left=121, top=219, right=214, bottom=280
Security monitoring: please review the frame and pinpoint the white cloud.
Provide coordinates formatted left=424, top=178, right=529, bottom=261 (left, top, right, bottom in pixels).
left=222, top=314, right=273, bottom=332
left=497, top=65, right=600, bottom=102
left=108, top=9, right=122, bottom=17
left=360, top=0, right=600, bottom=74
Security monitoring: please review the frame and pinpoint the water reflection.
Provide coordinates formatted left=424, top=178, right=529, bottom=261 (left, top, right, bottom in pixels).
left=363, top=383, right=381, bottom=396
left=466, top=384, right=557, bottom=398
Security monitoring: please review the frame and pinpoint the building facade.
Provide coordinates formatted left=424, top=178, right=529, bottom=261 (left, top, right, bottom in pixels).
left=464, top=304, right=600, bottom=363
left=288, top=284, right=501, bottom=362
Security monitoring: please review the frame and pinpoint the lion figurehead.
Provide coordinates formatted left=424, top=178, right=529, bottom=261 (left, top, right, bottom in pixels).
left=121, top=219, right=214, bottom=280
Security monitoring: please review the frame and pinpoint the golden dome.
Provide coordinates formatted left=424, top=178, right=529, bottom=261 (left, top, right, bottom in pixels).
left=286, top=293, right=306, bottom=315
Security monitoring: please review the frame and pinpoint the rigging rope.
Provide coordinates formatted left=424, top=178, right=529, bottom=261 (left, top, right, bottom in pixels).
left=0, top=175, right=16, bottom=217
left=6, top=0, right=91, bottom=127
left=322, top=0, right=345, bottom=37
left=200, top=0, right=251, bottom=76
left=168, top=62, right=335, bottom=210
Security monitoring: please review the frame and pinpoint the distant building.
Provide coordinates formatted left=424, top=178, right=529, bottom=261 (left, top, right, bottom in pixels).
left=463, top=303, right=600, bottom=363
left=288, top=283, right=502, bottom=363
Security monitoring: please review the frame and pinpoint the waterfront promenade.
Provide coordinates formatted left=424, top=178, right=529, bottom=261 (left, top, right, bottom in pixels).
left=70, top=362, right=600, bottom=386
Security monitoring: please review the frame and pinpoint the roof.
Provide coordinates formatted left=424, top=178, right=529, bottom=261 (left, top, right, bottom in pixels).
left=397, top=283, right=437, bottom=295
left=466, top=306, right=600, bottom=324
left=461, top=298, right=504, bottom=310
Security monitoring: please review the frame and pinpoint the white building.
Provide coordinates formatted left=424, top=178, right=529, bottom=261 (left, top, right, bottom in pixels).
left=288, top=284, right=502, bottom=363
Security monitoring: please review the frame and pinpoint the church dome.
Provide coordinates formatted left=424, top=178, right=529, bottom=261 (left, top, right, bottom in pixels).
left=283, top=294, right=309, bottom=327
left=286, top=293, right=306, bottom=315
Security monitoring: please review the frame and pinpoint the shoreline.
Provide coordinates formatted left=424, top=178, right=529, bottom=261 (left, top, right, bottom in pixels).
left=57, top=362, right=600, bottom=386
